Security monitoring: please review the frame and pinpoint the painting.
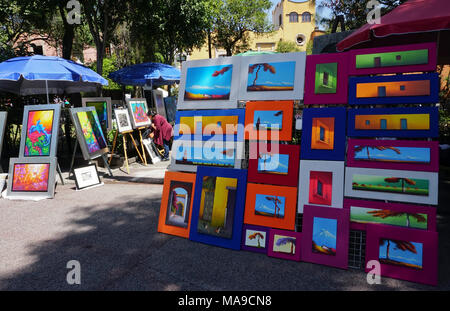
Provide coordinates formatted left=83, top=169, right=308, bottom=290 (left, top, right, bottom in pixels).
left=153, top=89, right=167, bottom=120
left=238, top=52, right=306, bottom=101
left=244, top=101, right=293, bottom=141
left=114, top=108, right=133, bottom=133
left=297, top=160, right=345, bottom=213
left=267, top=229, right=302, bottom=261
left=301, top=108, right=347, bottom=161
left=347, top=139, right=439, bottom=172
left=164, top=96, right=177, bottom=123
left=248, top=143, right=300, bottom=187
left=347, top=107, right=439, bottom=138
left=304, top=53, right=349, bottom=105
left=344, top=167, right=438, bottom=205
left=19, top=104, right=61, bottom=158
left=241, top=224, right=270, bottom=254
left=349, top=43, right=437, bottom=75
left=143, top=138, right=161, bottom=164
left=74, top=164, right=102, bottom=190
left=244, top=183, right=297, bottom=231
left=126, top=98, right=151, bottom=129
left=301, top=205, right=349, bottom=269
left=82, top=97, right=112, bottom=132
left=0, top=111, right=6, bottom=158
left=189, top=166, right=247, bottom=250
left=349, top=73, right=439, bottom=105
left=158, top=171, right=196, bottom=238
left=365, top=224, right=438, bottom=286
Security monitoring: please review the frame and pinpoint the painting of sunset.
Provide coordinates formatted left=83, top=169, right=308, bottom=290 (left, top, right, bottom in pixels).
left=254, top=194, right=286, bottom=218
left=25, top=110, right=54, bottom=157
left=184, top=65, right=233, bottom=100
left=247, top=61, right=295, bottom=92
left=312, top=217, right=337, bottom=256
left=379, top=239, right=423, bottom=270
left=354, top=145, right=431, bottom=164
left=352, top=174, right=429, bottom=196
left=12, top=163, right=50, bottom=192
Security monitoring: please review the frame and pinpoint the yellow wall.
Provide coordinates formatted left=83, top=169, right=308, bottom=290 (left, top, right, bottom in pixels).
left=211, top=177, right=238, bottom=227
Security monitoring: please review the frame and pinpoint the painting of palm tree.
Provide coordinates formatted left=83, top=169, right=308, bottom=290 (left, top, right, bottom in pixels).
left=247, top=61, right=295, bottom=92
left=246, top=231, right=266, bottom=248
left=273, top=235, right=296, bottom=254
left=350, top=206, right=428, bottom=229
left=352, top=174, right=429, bottom=196
left=379, top=239, right=423, bottom=269
left=254, top=194, right=285, bottom=218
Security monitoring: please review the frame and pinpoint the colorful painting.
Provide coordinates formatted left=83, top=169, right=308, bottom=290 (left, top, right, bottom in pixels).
left=77, top=110, right=107, bottom=154
left=166, top=180, right=193, bottom=228
left=272, top=234, right=297, bottom=254
left=352, top=174, right=429, bottom=196
left=86, top=101, right=108, bottom=129
left=356, top=49, right=428, bottom=69
left=254, top=194, right=285, bottom=218
left=312, top=217, right=337, bottom=256
left=175, top=144, right=236, bottom=167
left=244, top=229, right=267, bottom=249
left=253, top=110, right=283, bottom=130
left=354, top=145, right=431, bottom=164
left=12, top=163, right=50, bottom=192
left=379, top=239, right=423, bottom=270
left=311, top=117, right=335, bottom=150
left=257, top=153, right=289, bottom=175
left=354, top=113, right=430, bottom=130
left=309, top=171, right=333, bottom=206
left=24, top=110, right=54, bottom=156
left=179, top=115, right=239, bottom=136
left=247, top=61, right=295, bottom=92
left=131, top=102, right=149, bottom=124
left=315, top=63, right=337, bottom=94
left=356, top=80, right=430, bottom=98
left=184, top=65, right=233, bottom=101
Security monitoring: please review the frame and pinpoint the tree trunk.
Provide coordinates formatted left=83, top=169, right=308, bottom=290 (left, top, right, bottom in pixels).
left=59, top=3, right=75, bottom=60
left=96, top=44, right=104, bottom=96
left=208, top=31, right=212, bottom=59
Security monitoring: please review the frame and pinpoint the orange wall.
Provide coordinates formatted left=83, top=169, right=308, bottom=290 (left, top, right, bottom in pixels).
left=356, top=80, right=430, bottom=98
left=355, top=114, right=430, bottom=130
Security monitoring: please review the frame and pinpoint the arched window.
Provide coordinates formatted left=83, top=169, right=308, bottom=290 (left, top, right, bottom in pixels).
left=302, top=12, right=312, bottom=23
left=279, top=14, right=282, bottom=26
left=289, top=12, right=299, bottom=23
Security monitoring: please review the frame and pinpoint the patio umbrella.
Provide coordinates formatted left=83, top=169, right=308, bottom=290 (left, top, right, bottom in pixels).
left=108, top=62, right=181, bottom=87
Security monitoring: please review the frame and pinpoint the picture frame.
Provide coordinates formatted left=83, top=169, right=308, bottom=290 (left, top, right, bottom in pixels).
left=0, top=111, right=7, bottom=159
left=365, top=223, right=438, bottom=286
left=113, top=108, right=133, bottom=133
left=157, top=171, right=196, bottom=239
left=348, top=73, right=439, bottom=106
left=126, top=98, right=152, bottom=129
left=300, top=107, right=347, bottom=161
left=303, top=52, right=349, bottom=105
left=70, top=107, right=110, bottom=161
left=82, top=97, right=112, bottom=132
left=164, top=96, right=177, bottom=124
left=244, top=100, right=294, bottom=141
left=347, top=107, right=439, bottom=138
left=348, top=42, right=437, bottom=76
left=6, top=157, right=57, bottom=200
left=241, top=224, right=271, bottom=254
left=177, top=56, right=241, bottom=110
left=267, top=229, right=302, bottom=262
left=73, top=164, right=102, bottom=190
left=237, top=52, right=306, bottom=101
left=247, top=142, right=300, bottom=187
left=297, top=160, right=345, bottom=213
left=152, top=89, right=167, bottom=120
left=344, top=167, right=438, bottom=205
left=347, top=139, right=439, bottom=172
left=143, top=138, right=161, bottom=164
left=244, top=183, right=298, bottom=231
left=301, top=205, right=350, bottom=269
left=19, top=104, right=61, bottom=158
left=344, top=199, right=437, bottom=232
left=189, top=166, right=247, bottom=250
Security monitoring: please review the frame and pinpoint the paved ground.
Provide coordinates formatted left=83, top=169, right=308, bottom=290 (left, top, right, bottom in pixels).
left=0, top=162, right=449, bottom=291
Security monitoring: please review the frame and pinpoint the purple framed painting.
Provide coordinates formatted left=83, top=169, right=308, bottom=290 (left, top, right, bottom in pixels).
left=301, top=205, right=350, bottom=269
left=347, top=139, right=439, bottom=172
left=241, top=224, right=271, bottom=254
left=267, top=229, right=302, bottom=262
left=365, top=223, right=438, bottom=286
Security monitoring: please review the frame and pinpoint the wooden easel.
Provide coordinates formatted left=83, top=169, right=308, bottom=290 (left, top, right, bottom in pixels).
left=109, top=129, right=146, bottom=174
left=136, top=127, right=148, bottom=166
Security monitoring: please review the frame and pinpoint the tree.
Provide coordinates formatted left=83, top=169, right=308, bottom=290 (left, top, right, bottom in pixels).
left=367, top=209, right=426, bottom=228
left=275, top=40, right=300, bottom=53
left=248, top=232, right=264, bottom=248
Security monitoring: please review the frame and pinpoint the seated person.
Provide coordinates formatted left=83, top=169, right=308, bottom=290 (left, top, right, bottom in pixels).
left=146, top=110, right=173, bottom=161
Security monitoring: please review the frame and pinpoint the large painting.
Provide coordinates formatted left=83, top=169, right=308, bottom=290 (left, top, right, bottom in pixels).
left=152, top=89, right=167, bottom=120
left=82, top=97, right=112, bottom=132
left=126, top=98, right=151, bottom=129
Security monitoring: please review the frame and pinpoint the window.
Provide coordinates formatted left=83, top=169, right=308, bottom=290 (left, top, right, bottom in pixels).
left=380, top=119, right=387, bottom=129
left=279, top=14, right=282, bottom=26
left=317, top=180, right=323, bottom=196
left=365, top=120, right=371, bottom=126
left=374, top=57, right=381, bottom=67
left=323, top=72, right=329, bottom=86
left=378, top=86, right=386, bottom=97
left=289, top=12, right=298, bottom=23
left=400, top=85, right=406, bottom=91
left=302, top=12, right=312, bottom=23
left=401, top=118, right=407, bottom=129
left=319, top=126, right=325, bottom=141
left=296, top=34, right=306, bottom=46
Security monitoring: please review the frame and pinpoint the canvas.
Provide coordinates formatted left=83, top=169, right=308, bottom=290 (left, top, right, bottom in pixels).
left=347, top=139, right=439, bottom=172
left=244, top=183, right=297, bottom=231
left=0, top=111, right=7, bottom=159
left=344, top=167, right=438, bottom=205
left=114, top=108, right=133, bottom=133
left=19, top=104, right=61, bottom=158
left=241, top=224, right=271, bottom=254
left=82, top=97, right=112, bottom=132
left=297, top=160, right=345, bottom=213
left=238, top=52, right=306, bottom=101
left=267, top=229, right=302, bottom=261
left=143, top=138, right=161, bottom=164
left=126, top=98, right=152, bottom=129
left=164, top=96, right=177, bottom=123
left=153, top=89, right=167, bottom=120
left=74, top=164, right=102, bottom=190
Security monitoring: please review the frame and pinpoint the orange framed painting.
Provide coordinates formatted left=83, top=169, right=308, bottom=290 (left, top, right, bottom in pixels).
left=244, top=101, right=293, bottom=141
left=244, top=183, right=297, bottom=231
left=157, top=171, right=196, bottom=238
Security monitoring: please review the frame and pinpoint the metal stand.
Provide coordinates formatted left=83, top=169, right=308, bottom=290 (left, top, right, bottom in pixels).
left=69, top=140, right=113, bottom=179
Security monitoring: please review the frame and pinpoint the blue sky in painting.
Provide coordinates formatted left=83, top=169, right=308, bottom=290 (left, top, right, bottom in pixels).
left=312, top=217, right=337, bottom=249
left=258, top=153, right=289, bottom=174
left=255, top=194, right=285, bottom=217
left=379, top=241, right=423, bottom=268
left=354, top=146, right=431, bottom=163
left=175, top=145, right=235, bottom=166
left=247, top=61, right=295, bottom=88
left=185, top=65, right=233, bottom=96
left=253, top=110, right=283, bottom=130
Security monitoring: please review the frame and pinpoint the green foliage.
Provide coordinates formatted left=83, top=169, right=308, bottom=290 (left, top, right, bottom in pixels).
left=89, top=55, right=132, bottom=91
left=439, top=67, right=450, bottom=143
left=276, top=40, right=300, bottom=53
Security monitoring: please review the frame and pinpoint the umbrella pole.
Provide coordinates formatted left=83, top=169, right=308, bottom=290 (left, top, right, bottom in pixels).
left=46, top=80, right=50, bottom=104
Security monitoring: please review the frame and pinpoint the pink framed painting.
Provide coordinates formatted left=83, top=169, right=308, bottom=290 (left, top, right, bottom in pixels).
left=267, top=229, right=302, bottom=262
left=344, top=199, right=437, bottom=232
left=349, top=42, right=437, bottom=75
left=347, top=139, right=439, bottom=172
left=365, top=223, right=438, bottom=286
left=303, top=52, right=350, bottom=105
left=301, top=205, right=350, bottom=269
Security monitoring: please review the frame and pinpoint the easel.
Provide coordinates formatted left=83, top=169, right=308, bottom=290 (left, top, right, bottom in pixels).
left=137, top=127, right=148, bottom=166
left=109, top=129, right=146, bottom=174
left=68, top=140, right=113, bottom=179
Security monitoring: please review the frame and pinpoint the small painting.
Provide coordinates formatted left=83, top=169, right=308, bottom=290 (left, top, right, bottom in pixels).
left=184, top=65, right=233, bottom=101
left=352, top=174, right=429, bottom=196
left=379, top=239, right=423, bottom=270
left=74, top=164, right=102, bottom=190
left=312, top=217, right=337, bottom=256
left=311, top=117, right=335, bottom=150
left=273, top=234, right=297, bottom=255
left=257, top=153, right=289, bottom=175
left=247, top=61, right=295, bottom=92
left=309, top=171, right=333, bottom=206
left=24, top=110, right=54, bottom=157
left=166, top=180, right=193, bottom=228
left=244, top=229, right=267, bottom=249
left=315, top=63, right=337, bottom=94
left=174, top=144, right=235, bottom=167
left=356, top=49, right=428, bottom=69
left=254, top=194, right=285, bottom=218
left=354, top=145, right=431, bottom=164
left=253, top=110, right=283, bottom=130
left=114, top=109, right=133, bottom=133
left=12, top=163, right=50, bottom=192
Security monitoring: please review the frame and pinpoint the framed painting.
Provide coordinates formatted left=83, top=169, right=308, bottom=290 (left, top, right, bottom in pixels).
left=344, top=199, right=437, bottom=232
left=74, top=164, right=102, bottom=191
left=244, top=183, right=297, bottom=231
left=143, top=138, right=161, bottom=164
left=267, top=229, right=302, bottom=262
left=349, top=42, right=437, bottom=76
left=70, top=107, right=109, bottom=161
left=347, top=139, right=439, bottom=172
left=347, top=107, right=439, bottom=138
left=157, top=171, right=196, bottom=238
left=300, top=107, right=347, bottom=161
left=189, top=166, right=247, bottom=250
left=126, top=98, right=152, bottom=129
left=365, top=223, right=438, bottom=286
left=174, top=108, right=245, bottom=142
left=82, top=97, right=112, bottom=132
left=349, top=73, right=439, bottom=106
left=237, top=52, right=306, bottom=101
left=241, top=224, right=271, bottom=254
left=164, top=96, right=177, bottom=123
left=114, top=108, right=133, bottom=133
left=6, top=157, right=57, bottom=200
left=153, top=89, right=167, bottom=120
left=344, top=167, right=438, bottom=205
left=303, top=52, right=349, bottom=105
left=0, top=111, right=7, bottom=158
left=19, top=104, right=61, bottom=158
left=247, top=142, right=300, bottom=187
left=177, top=56, right=241, bottom=110
left=297, top=160, right=345, bottom=213
left=301, top=205, right=350, bottom=269
left=244, top=101, right=294, bottom=141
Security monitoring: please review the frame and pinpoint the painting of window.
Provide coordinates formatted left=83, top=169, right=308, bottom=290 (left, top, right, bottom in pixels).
left=309, top=171, right=333, bottom=206
left=311, top=117, right=335, bottom=150
left=378, top=86, right=386, bottom=97
left=165, top=180, right=193, bottom=228
left=315, top=63, right=338, bottom=94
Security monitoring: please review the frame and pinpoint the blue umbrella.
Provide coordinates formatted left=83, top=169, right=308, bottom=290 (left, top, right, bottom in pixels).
left=108, top=62, right=180, bottom=86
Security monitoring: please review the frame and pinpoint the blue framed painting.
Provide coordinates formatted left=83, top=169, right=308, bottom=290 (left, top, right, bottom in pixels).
left=300, top=107, right=347, bottom=161
left=189, top=166, right=247, bottom=250
left=349, top=73, right=439, bottom=105
left=174, top=109, right=245, bottom=142
left=347, top=107, right=439, bottom=138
